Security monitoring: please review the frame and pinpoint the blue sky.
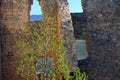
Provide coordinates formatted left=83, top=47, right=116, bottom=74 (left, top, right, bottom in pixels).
left=30, top=0, right=83, bottom=15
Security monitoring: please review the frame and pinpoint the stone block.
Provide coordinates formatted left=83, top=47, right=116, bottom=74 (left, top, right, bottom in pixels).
left=75, top=40, right=88, bottom=60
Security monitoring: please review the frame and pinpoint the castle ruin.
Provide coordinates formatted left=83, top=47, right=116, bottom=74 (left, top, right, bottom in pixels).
left=0, top=0, right=120, bottom=80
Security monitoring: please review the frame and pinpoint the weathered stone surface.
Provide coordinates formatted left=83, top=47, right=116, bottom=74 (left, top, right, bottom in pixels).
left=81, top=0, right=120, bottom=80
left=38, top=0, right=78, bottom=71
left=0, top=0, right=75, bottom=79
left=0, top=0, right=30, bottom=80
left=71, top=0, right=120, bottom=79
left=38, top=0, right=61, bottom=37
left=60, top=0, right=77, bottom=71
left=0, top=0, right=120, bottom=80
left=71, top=13, right=87, bottom=36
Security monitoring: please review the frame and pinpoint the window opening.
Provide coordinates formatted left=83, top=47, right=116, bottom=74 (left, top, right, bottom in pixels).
left=30, top=0, right=42, bottom=21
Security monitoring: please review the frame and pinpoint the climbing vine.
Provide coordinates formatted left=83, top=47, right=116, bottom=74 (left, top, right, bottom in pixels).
left=16, top=14, right=87, bottom=80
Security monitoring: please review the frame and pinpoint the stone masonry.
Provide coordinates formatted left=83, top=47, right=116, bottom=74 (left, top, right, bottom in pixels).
left=81, top=0, right=120, bottom=80
left=60, top=0, right=78, bottom=71
left=0, top=0, right=64, bottom=80
left=72, top=0, right=120, bottom=79
left=0, top=0, right=30, bottom=80
left=0, top=0, right=120, bottom=80
left=38, top=0, right=78, bottom=72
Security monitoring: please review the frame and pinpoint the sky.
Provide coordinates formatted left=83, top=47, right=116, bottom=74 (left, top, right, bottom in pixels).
left=30, top=0, right=83, bottom=15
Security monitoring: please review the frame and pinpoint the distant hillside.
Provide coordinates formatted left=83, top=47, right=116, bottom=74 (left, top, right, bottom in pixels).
left=30, top=15, right=42, bottom=21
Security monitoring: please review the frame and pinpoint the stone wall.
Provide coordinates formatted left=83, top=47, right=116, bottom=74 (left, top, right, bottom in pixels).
left=71, top=13, right=87, bottom=37
left=1, top=0, right=75, bottom=79
left=60, top=0, right=77, bottom=71
left=82, top=0, right=120, bottom=80
left=71, top=0, right=120, bottom=79
left=0, top=0, right=120, bottom=80
left=71, top=13, right=91, bottom=58
left=38, top=0, right=78, bottom=71
left=0, top=0, right=30, bottom=80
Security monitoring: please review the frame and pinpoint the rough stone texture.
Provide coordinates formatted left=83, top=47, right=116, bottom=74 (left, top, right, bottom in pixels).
left=0, top=0, right=68, bottom=79
left=38, top=0, right=78, bottom=72
left=1, top=0, right=76, bottom=79
left=0, top=0, right=120, bottom=80
left=60, top=0, right=77, bottom=71
left=71, top=13, right=87, bottom=36
left=71, top=13, right=91, bottom=75
left=38, top=0, right=59, bottom=19
left=38, top=0, right=61, bottom=37
left=71, top=0, right=120, bottom=79
left=82, top=0, right=120, bottom=80
left=71, top=13, right=91, bottom=58
left=0, top=0, right=30, bottom=80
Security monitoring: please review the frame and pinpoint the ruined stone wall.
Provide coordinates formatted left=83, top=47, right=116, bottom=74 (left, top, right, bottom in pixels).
left=82, top=0, right=120, bottom=80
left=0, top=0, right=30, bottom=80
left=38, top=0, right=78, bottom=71
left=0, top=0, right=120, bottom=80
left=60, top=0, right=77, bottom=71
left=1, top=0, right=76, bottom=79
left=71, top=13, right=87, bottom=37
left=38, top=0, right=61, bottom=36
left=71, top=13, right=91, bottom=58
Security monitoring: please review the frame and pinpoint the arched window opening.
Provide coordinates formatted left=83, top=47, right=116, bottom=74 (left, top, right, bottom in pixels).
left=30, top=0, right=42, bottom=21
